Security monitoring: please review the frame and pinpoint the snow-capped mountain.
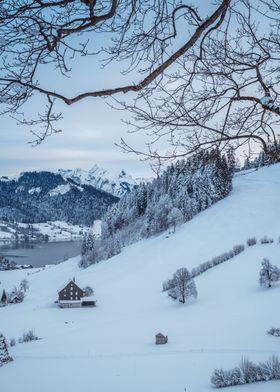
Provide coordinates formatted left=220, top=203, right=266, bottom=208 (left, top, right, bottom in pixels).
left=58, top=164, right=138, bottom=198
left=0, top=171, right=118, bottom=225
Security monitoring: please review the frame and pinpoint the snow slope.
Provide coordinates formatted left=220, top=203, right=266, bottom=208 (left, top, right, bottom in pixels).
left=0, top=165, right=280, bottom=392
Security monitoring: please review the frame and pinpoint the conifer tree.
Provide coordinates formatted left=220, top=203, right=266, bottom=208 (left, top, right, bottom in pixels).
left=0, top=334, right=13, bottom=366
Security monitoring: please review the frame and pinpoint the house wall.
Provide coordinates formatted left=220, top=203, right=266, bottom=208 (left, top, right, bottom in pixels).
left=59, top=302, right=82, bottom=308
left=58, top=281, right=84, bottom=301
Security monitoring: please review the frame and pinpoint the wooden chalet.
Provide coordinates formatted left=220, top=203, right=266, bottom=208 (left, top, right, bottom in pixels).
left=58, top=278, right=96, bottom=308
left=155, top=333, right=168, bottom=345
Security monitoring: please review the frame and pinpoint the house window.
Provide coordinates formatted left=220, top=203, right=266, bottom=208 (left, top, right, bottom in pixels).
left=75, top=291, right=78, bottom=295
left=70, top=296, right=73, bottom=300
left=64, top=294, right=66, bottom=297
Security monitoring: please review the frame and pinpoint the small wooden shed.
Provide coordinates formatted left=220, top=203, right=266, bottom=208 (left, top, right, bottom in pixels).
left=155, top=333, right=168, bottom=345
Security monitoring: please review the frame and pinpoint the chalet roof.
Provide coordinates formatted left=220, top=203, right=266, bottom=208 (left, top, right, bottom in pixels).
left=58, top=279, right=84, bottom=293
left=58, top=300, right=82, bottom=304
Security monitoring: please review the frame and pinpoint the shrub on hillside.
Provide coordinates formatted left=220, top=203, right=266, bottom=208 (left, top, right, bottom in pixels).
left=9, top=338, right=16, bottom=347
left=233, top=244, right=245, bottom=255
left=83, top=286, right=94, bottom=297
left=211, top=356, right=280, bottom=388
left=190, top=244, right=245, bottom=278
left=266, top=327, right=280, bottom=337
left=260, top=236, right=274, bottom=244
left=18, top=330, right=39, bottom=343
left=247, top=237, right=257, bottom=246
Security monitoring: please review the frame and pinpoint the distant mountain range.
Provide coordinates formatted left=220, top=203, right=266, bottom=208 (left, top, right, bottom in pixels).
left=58, top=164, right=139, bottom=198
left=0, top=164, right=140, bottom=225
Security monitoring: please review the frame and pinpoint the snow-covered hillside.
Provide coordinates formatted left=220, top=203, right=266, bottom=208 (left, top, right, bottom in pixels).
left=0, top=165, right=280, bottom=392
left=58, top=164, right=139, bottom=198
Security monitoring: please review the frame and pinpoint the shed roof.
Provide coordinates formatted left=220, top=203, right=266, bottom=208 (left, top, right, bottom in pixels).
left=156, top=333, right=166, bottom=338
left=82, top=296, right=97, bottom=302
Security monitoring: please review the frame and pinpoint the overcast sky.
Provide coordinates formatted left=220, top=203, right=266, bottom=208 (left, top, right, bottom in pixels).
left=0, top=1, right=217, bottom=179
left=0, top=97, right=152, bottom=178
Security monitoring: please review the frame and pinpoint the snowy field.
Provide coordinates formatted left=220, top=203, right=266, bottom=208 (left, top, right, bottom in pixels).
left=0, top=165, right=280, bottom=392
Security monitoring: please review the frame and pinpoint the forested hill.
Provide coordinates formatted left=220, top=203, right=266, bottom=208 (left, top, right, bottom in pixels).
left=102, top=149, right=234, bottom=242
left=0, top=171, right=118, bottom=225
left=79, top=149, right=235, bottom=267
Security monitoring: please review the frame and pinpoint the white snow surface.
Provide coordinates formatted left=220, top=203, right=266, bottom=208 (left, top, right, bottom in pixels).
left=1, top=165, right=280, bottom=392
left=28, top=187, right=41, bottom=195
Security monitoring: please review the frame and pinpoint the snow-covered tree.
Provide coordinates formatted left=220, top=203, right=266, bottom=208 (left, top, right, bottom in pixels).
left=167, top=207, right=184, bottom=233
left=259, top=258, right=280, bottom=288
left=0, top=256, right=17, bottom=271
left=83, top=286, right=94, bottom=297
left=20, top=279, right=30, bottom=293
left=80, top=234, right=88, bottom=256
left=0, top=334, right=13, bottom=366
left=166, top=267, right=198, bottom=304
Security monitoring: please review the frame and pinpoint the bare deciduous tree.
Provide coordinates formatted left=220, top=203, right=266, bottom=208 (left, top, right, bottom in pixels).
left=119, top=0, right=280, bottom=162
left=0, top=0, right=230, bottom=142
left=2, top=1, right=280, bottom=162
left=165, top=267, right=198, bottom=303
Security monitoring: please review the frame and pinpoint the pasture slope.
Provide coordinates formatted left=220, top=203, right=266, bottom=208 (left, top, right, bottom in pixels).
left=0, top=165, right=280, bottom=392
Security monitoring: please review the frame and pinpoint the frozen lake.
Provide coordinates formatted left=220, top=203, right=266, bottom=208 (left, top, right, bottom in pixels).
left=0, top=240, right=81, bottom=267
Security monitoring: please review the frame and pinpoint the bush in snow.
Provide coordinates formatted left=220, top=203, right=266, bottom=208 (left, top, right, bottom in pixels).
left=83, top=286, right=94, bottom=297
left=233, top=244, right=245, bottom=255
left=20, top=278, right=30, bottom=293
left=259, top=258, right=280, bottom=288
left=190, top=243, right=245, bottom=278
left=164, top=267, right=198, bottom=303
left=0, top=334, right=13, bottom=366
left=211, top=356, right=280, bottom=388
left=211, top=367, right=243, bottom=388
left=266, top=327, right=280, bottom=337
left=9, top=338, right=16, bottom=347
left=260, top=236, right=274, bottom=244
left=239, top=357, right=263, bottom=383
left=247, top=237, right=257, bottom=246
left=18, top=330, right=39, bottom=343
